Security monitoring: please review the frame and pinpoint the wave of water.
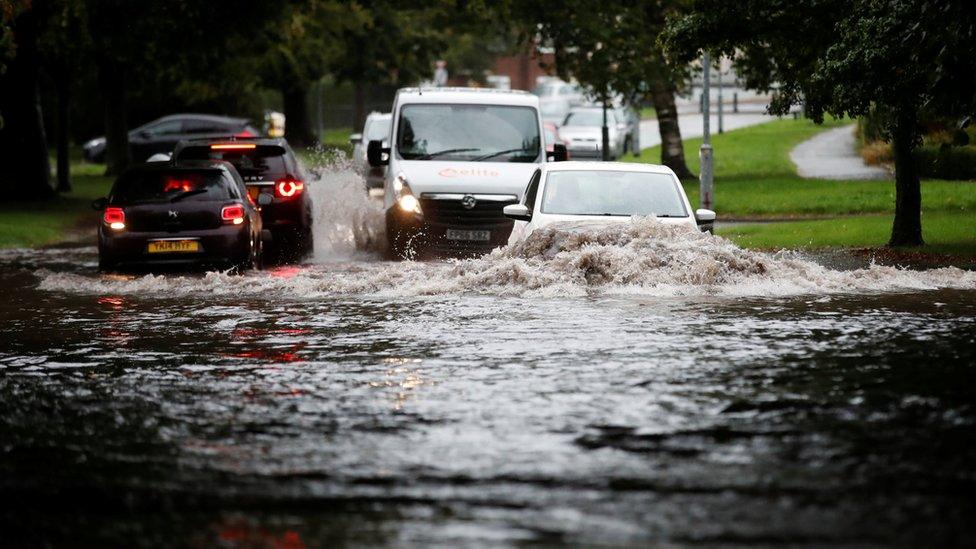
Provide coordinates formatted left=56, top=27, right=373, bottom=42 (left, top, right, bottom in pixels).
left=36, top=212, right=976, bottom=298
left=302, top=150, right=387, bottom=261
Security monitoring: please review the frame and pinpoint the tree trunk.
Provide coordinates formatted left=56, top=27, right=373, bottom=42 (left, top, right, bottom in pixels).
left=97, top=57, right=130, bottom=176
left=353, top=80, right=366, bottom=131
left=0, top=7, right=54, bottom=201
left=283, top=84, right=317, bottom=148
left=649, top=78, right=695, bottom=179
left=55, top=65, right=71, bottom=193
left=888, top=109, right=923, bottom=247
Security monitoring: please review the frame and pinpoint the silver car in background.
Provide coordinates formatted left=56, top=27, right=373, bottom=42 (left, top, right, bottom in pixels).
left=350, top=112, right=392, bottom=190
left=558, top=107, right=626, bottom=160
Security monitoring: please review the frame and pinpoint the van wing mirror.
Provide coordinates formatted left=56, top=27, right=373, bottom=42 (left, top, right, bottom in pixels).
left=548, top=143, right=568, bottom=162
left=503, top=203, right=532, bottom=221
left=367, top=140, right=389, bottom=167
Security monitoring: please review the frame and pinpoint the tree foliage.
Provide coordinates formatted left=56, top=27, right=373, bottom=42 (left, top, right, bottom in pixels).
left=664, top=0, right=976, bottom=246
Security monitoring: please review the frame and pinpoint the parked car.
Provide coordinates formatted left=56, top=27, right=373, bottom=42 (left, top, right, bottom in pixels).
left=350, top=112, right=392, bottom=190
left=366, top=87, right=567, bottom=259
left=171, top=137, right=313, bottom=263
left=83, top=114, right=261, bottom=164
left=531, top=78, right=585, bottom=106
left=558, top=107, right=628, bottom=160
left=503, top=161, right=716, bottom=244
left=92, top=161, right=268, bottom=272
left=614, top=105, right=641, bottom=156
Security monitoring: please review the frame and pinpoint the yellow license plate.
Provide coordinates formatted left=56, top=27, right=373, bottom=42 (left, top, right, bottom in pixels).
left=247, top=186, right=261, bottom=201
left=147, top=240, right=200, bottom=253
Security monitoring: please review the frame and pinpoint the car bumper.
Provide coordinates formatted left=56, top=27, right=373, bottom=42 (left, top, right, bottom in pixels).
left=98, top=225, right=252, bottom=268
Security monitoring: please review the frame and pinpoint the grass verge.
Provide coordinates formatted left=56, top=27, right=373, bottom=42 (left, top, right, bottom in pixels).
left=0, top=161, right=111, bottom=248
left=629, top=116, right=975, bottom=257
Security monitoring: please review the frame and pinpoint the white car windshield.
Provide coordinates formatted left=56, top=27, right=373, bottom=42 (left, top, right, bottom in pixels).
left=397, top=104, right=541, bottom=162
left=563, top=110, right=615, bottom=127
left=365, top=118, right=390, bottom=141
left=541, top=171, right=688, bottom=217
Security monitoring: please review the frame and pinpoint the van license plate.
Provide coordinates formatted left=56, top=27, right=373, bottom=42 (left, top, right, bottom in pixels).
left=446, top=229, right=490, bottom=242
left=147, top=240, right=200, bottom=253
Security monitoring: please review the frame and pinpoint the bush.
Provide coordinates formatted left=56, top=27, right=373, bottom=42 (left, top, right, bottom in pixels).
left=914, top=145, right=976, bottom=180
left=860, top=141, right=892, bottom=165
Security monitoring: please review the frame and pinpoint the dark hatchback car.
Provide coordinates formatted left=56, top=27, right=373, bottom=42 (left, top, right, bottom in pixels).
left=83, top=114, right=261, bottom=164
left=172, top=138, right=312, bottom=262
left=93, top=161, right=268, bottom=272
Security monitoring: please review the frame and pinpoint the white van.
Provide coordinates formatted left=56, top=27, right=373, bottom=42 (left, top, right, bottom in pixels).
left=366, top=87, right=566, bottom=258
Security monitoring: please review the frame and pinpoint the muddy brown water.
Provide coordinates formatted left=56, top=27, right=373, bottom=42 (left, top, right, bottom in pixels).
left=4, top=165, right=976, bottom=546
left=1, top=238, right=975, bottom=547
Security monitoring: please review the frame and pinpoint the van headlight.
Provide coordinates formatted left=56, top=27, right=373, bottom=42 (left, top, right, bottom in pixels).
left=394, top=172, right=422, bottom=215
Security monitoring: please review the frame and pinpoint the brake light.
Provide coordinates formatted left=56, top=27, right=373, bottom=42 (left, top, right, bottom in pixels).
left=221, top=204, right=246, bottom=225
left=210, top=143, right=256, bottom=150
left=234, top=130, right=255, bottom=138
left=103, top=207, right=125, bottom=230
left=275, top=179, right=304, bottom=198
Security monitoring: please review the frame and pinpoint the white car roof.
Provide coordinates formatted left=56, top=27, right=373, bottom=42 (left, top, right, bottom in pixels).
left=396, top=87, right=539, bottom=107
left=543, top=161, right=677, bottom=176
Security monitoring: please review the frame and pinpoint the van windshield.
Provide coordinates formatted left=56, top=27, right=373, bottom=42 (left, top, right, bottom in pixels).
left=397, top=104, right=541, bottom=162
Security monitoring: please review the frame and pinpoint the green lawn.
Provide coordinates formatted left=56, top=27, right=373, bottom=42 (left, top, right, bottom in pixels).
left=0, top=160, right=111, bottom=248
left=628, top=116, right=976, bottom=256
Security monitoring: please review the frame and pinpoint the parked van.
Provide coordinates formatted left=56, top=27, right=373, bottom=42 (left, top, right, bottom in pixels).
left=366, top=87, right=566, bottom=258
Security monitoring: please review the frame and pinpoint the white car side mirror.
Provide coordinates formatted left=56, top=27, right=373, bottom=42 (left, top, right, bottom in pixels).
left=695, top=208, right=716, bottom=222
left=503, top=203, right=532, bottom=222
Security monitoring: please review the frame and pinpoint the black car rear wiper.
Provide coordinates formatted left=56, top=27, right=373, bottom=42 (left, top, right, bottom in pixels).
left=415, top=148, right=479, bottom=160
left=169, top=189, right=209, bottom=202
left=472, top=148, right=532, bottom=161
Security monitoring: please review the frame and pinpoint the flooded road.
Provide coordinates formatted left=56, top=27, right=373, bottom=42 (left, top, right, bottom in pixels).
left=2, top=171, right=976, bottom=546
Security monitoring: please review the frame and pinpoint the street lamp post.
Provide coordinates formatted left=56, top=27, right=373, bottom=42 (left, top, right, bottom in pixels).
left=717, top=56, right=724, bottom=134
left=700, top=53, right=714, bottom=211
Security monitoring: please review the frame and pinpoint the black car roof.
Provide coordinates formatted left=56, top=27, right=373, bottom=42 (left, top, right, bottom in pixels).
left=126, top=160, right=235, bottom=173
left=174, top=136, right=289, bottom=148
left=156, top=113, right=251, bottom=125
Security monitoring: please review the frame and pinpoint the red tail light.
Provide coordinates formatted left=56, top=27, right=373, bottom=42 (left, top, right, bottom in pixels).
left=234, top=130, right=255, bottom=138
left=275, top=178, right=304, bottom=198
left=221, top=204, right=246, bottom=225
left=103, top=207, right=125, bottom=230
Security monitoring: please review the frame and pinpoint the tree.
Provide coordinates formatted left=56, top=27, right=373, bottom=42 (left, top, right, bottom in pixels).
left=329, top=1, right=446, bottom=130
left=664, top=0, right=976, bottom=246
left=495, top=0, right=695, bottom=177
left=0, top=1, right=54, bottom=200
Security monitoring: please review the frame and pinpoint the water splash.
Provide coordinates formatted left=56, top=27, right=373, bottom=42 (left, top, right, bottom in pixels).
left=36, top=217, right=976, bottom=298
left=301, top=150, right=387, bottom=261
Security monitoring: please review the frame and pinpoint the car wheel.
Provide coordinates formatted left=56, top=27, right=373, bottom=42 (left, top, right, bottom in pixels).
left=386, top=220, right=410, bottom=260
left=98, top=256, right=116, bottom=273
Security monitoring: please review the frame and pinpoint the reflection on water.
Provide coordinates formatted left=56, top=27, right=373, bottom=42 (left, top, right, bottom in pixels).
left=2, top=242, right=976, bottom=545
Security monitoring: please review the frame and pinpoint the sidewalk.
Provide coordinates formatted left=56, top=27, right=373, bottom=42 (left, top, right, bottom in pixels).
left=789, top=124, right=889, bottom=180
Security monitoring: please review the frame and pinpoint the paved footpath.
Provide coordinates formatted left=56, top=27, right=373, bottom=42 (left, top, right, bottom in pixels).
left=789, top=124, right=889, bottom=180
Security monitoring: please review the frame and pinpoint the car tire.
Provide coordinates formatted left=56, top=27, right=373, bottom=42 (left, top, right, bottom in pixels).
left=385, top=219, right=410, bottom=260
left=98, top=256, right=116, bottom=273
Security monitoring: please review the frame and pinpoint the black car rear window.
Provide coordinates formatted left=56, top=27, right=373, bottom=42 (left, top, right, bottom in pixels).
left=112, top=170, right=233, bottom=203
left=176, top=145, right=289, bottom=180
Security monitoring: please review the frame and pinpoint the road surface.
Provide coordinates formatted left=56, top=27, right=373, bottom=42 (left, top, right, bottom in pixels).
left=639, top=112, right=774, bottom=151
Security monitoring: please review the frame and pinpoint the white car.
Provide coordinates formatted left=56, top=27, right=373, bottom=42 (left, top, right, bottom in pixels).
left=558, top=107, right=628, bottom=160
left=350, top=112, right=392, bottom=189
left=503, top=161, right=715, bottom=244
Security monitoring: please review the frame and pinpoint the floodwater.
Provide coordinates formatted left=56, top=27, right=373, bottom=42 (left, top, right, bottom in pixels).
left=2, top=164, right=975, bottom=547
